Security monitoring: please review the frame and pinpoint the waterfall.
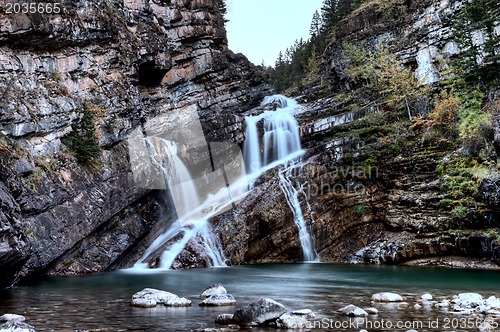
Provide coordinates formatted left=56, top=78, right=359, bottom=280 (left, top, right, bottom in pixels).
left=132, top=138, right=227, bottom=270
left=243, top=94, right=317, bottom=261
left=131, top=94, right=315, bottom=271
left=278, top=165, right=317, bottom=261
left=243, top=95, right=303, bottom=170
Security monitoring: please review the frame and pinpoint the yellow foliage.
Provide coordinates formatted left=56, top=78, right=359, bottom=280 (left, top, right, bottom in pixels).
left=427, top=90, right=461, bottom=136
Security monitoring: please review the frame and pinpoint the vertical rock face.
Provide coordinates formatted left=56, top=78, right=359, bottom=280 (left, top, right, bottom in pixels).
left=0, top=0, right=271, bottom=287
left=321, top=0, right=499, bottom=88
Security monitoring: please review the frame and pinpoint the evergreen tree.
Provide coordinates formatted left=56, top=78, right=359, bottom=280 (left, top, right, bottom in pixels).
left=452, top=0, right=500, bottom=84
left=269, top=0, right=368, bottom=93
left=321, top=0, right=338, bottom=32
left=309, top=10, right=322, bottom=37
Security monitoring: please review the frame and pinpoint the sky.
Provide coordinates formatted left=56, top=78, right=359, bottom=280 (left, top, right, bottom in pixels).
left=225, top=0, right=324, bottom=67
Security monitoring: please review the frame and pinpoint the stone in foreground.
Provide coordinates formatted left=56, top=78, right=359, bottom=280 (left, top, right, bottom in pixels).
left=131, top=288, right=191, bottom=307
left=275, top=313, right=309, bottom=328
left=339, top=304, right=368, bottom=317
left=291, top=309, right=315, bottom=318
left=200, top=294, right=237, bottom=306
left=232, top=298, right=287, bottom=326
left=364, top=307, right=378, bottom=315
left=455, top=293, right=484, bottom=308
left=0, top=314, right=36, bottom=332
left=371, top=292, right=403, bottom=302
left=200, top=284, right=228, bottom=299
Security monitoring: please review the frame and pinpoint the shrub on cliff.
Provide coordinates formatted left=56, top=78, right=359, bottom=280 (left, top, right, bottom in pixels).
left=64, top=102, right=103, bottom=164
left=344, top=43, right=430, bottom=120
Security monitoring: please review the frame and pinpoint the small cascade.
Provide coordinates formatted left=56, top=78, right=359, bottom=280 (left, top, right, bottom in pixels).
left=243, top=94, right=317, bottom=261
left=199, top=224, right=227, bottom=267
left=243, top=95, right=302, bottom=170
left=132, top=137, right=227, bottom=271
left=243, top=116, right=262, bottom=174
left=278, top=164, right=317, bottom=261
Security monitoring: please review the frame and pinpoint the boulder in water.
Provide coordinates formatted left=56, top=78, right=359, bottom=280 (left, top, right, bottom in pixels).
left=291, top=309, right=315, bottom=318
left=194, top=327, right=239, bottom=332
left=275, top=313, right=309, bottom=329
left=455, top=293, right=484, bottom=308
left=0, top=314, right=36, bottom=332
left=200, top=294, right=236, bottom=306
left=131, top=288, right=191, bottom=307
left=371, top=292, right=403, bottom=302
left=232, top=298, right=287, bottom=326
left=200, top=284, right=227, bottom=299
left=364, top=307, right=378, bottom=315
left=339, top=304, right=368, bottom=317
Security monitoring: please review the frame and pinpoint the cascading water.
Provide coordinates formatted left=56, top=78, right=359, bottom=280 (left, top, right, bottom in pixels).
left=243, top=95, right=317, bottom=261
left=132, top=138, right=227, bottom=270
left=132, top=94, right=315, bottom=271
left=278, top=165, right=317, bottom=261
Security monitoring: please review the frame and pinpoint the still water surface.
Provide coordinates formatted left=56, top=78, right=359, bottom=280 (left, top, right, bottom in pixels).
left=1, top=263, right=499, bottom=331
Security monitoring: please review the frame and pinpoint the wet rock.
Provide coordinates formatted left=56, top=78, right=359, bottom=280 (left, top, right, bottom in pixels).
left=130, top=298, right=157, bottom=308
left=364, top=307, right=378, bottom=315
left=421, top=293, right=433, bottom=301
left=371, top=292, right=403, bottom=302
left=275, top=313, right=309, bottom=329
left=455, top=293, right=484, bottom=308
left=291, top=309, right=315, bottom=318
left=0, top=314, right=36, bottom=332
left=414, top=304, right=422, bottom=310
left=215, top=314, right=235, bottom=325
left=131, top=288, right=191, bottom=307
left=200, top=284, right=227, bottom=299
left=486, top=296, right=500, bottom=308
left=232, top=298, right=287, bottom=326
left=435, top=300, right=450, bottom=308
left=200, top=294, right=236, bottom=306
left=339, top=305, right=368, bottom=317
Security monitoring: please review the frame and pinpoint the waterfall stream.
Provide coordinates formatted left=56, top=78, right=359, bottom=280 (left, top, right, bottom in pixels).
left=244, top=95, right=317, bottom=261
left=278, top=164, right=317, bottom=261
left=132, top=94, right=315, bottom=271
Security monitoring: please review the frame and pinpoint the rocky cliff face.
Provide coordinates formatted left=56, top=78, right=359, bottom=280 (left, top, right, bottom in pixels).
left=322, top=0, right=498, bottom=87
left=0, top=0, right=271, bottom=287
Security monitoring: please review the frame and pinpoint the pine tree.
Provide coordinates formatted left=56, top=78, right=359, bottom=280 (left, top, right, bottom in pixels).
left=452, top=0, right=500, bottom=84
left=309, top=10, right=322, bottom=37
left=321, top=0, right=338, bottom=32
